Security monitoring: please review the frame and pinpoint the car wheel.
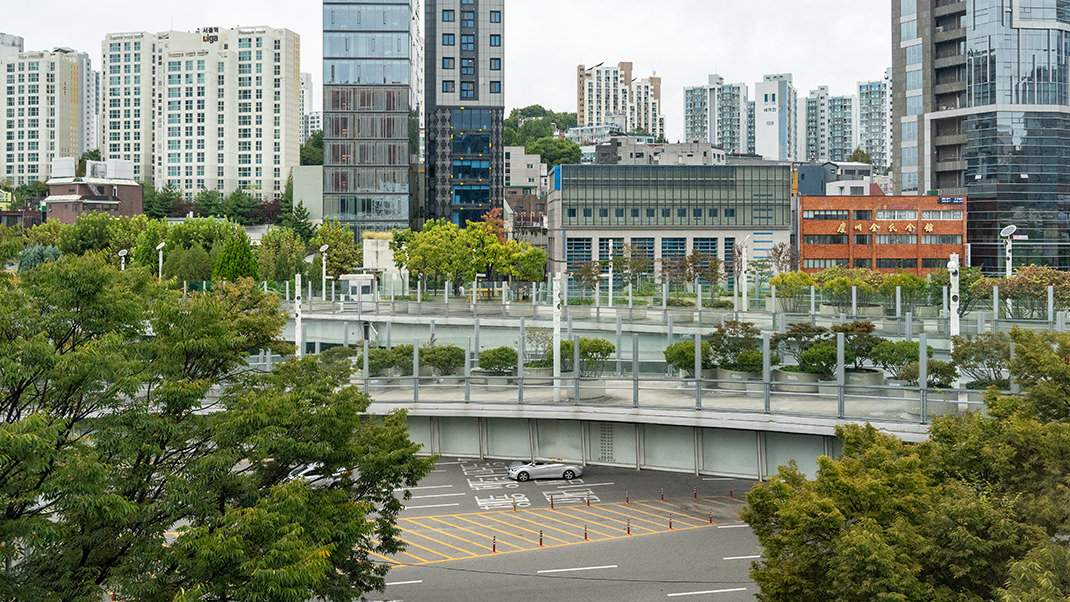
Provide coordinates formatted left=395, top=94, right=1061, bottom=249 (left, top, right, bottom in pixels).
left=562, top=469, right=576, bottom=480
left=516, top=471, right=530, bottom=482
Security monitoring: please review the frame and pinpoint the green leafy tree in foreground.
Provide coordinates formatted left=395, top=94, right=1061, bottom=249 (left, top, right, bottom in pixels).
left=0, top=255, right=434, bottom=601
left=212, top=232, right=259, bottom=281
left=311, top=218, right=362, bottom=279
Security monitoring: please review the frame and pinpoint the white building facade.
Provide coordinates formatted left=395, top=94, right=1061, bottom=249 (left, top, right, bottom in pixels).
left=684, top=75, right=750, bottom=154
left=102, top=26, right=301, bottom=198
left=806, top=86, right=859, bottom=163
left=857, top=69, right=891, bottom=170
left=1, top=45, right=93, bottom=186
left=299, top=71, right=313, bottom=144
left=577, top=61, right=664, bottom=140
left=753, top=73, right=799, bottom=162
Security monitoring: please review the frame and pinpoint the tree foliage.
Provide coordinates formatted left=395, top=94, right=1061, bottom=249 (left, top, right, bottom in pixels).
left=16, top=243, right=60, bottom=272
left=0, top=255, right=433, bottom=600
left=212, top=232, right=259, bottom=281
left=526, top=136, right=582, bottom=168
left=300, top=130, right=324, bottom=165
left=310, top=218, right=362, bottom=279
left=848, top=147, right=873, bottom=164
left=255, top=226, right=308, bottom=283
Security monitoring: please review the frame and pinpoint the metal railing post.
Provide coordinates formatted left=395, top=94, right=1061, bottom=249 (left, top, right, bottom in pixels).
left=632, top=334, right=640, bottom=408
left=836, top=332, right=846, bottom=419
left=762, top=332, right=771, bottom=414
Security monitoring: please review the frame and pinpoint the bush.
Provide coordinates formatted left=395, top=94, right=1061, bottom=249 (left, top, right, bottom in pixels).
left=391, top=344, right=415, bottom=376
left=902, top=359, right=958, bottom=388
left=830, top=321, right=883, bottom=370
left=772, top=323, right=831, bottom=365
left=708, top=320, right=760, bottom=368
left=664, top=341, right=714, bottom=376
left=567, top=298, right=594, bottom=306
left=734, top=349, right=764, bottom=374
left=479, top=346, right=517, bottom=376
left=951, top=333, right=1010, bottom=388
left=702, top=299, right=734, bottom=309
left=666, top=297, right=695, bottom=308
left=871, top=340, right=933, bottom=380
left=799, top=342, right=853, bottom=379
left=560, top=337, right=616, bottom=377
left=423, top=344, right=465, bottom=376
left=358, top=348, right=394, bottom=376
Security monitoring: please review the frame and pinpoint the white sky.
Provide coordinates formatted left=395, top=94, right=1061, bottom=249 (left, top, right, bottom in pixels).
left=6, top=0, right=891, bottom=141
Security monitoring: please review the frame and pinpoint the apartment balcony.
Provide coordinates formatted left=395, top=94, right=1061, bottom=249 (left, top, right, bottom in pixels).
left=934, top=54, right=966, bottom=70
left=934, top=26, right=966, bottom=44
left=935, top=159, right=967, bottom=173
left=934, top=80, right=967, bottom=96
left=933, top=133, right=967, bottom=147
left=934, top=0, right=966, bottom=18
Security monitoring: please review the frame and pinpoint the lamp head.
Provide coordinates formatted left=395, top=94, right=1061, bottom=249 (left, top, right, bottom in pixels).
left=1000, top=225, right=1018, bottom=238
left=155, top=242, right=166, bottom=251
left=118, top=249, right=128, bottom=257
left=319, top=244, right=330, bottom=253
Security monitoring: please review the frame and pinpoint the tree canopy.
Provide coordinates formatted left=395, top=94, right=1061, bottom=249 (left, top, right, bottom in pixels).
left=744, top=327, right=1070, bottom=602
left=391, top=218, right=547, bottom=285
left=301, top=130, right=324, bottom=166
left=0, top=255, right=433, bottom=600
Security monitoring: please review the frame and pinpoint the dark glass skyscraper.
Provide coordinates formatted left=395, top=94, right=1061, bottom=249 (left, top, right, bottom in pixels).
left=322, top=0, right=418, bottom=232
left=424, top=0, right=505, bottom=226
left=893, top=0, right=1070, bottom=270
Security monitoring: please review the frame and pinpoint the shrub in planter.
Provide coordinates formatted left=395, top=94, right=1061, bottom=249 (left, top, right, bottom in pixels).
left=768, top=271, right=815, bottom=313
left=525, top=326, right=554, bottom=368
left=560, top=337, right=616, bottom=377
left=733, top=348, right=764, bottom=374
left=702, top=299, right=735, bottom=309
left=799, top=342, right=854, bottom=379
left=709, top=320, right=760, bottom=362
left=423, top=344, right=465, bottom=376
left=664, top=341, right=714, bottom=377
left=902, top=359, right=958, bottom=388
left=666, top=297, right=696, bottom=308
left=772, top=323, right=831, bottom=365
left=871, top=340, right=933, bottom=380
left=567, top=298, right=594, bottom=306
left=357, top=348, right=394, bottom=376
left=391, top=344, right=415, bottom=376
left=951, top=332, right=1010, bottom=389
left=831, top=321, right=883, bottom=370
left=478, top=346, right=518, bottom=376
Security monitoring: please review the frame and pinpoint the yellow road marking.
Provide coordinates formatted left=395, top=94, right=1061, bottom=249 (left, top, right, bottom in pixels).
left=544, top=507, right=617, bottom=538
left=421, top=516, right=517, bottom=551
left=443, top=515, right=535, bottom=548
left=491, top=512, right=581, bottom=541
left=369, top=538, right=428, bottom=564
left=396, top=534, right=462, bottom=560
left=628, top=502, right=706, bottom=527
left=477, top=513, right=571, bottom=545
left=578, top=504, right=664, bottom=531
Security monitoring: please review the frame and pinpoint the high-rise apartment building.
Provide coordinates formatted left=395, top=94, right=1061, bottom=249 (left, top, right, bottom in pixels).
left=578, top=61, right=664, bottom=140
left=892, top=0, right=1070, bottom=270
left=0, top=43, right=92, bottom=186
left=299, top=71, right=313, bottom=143
left=425, top=0, right=506, bottom=225
left=857, top=69, right=891, bottom=170
left=102, top=26, right=301, bottom=198
left=753, top=73, right=799, bottom=162
left=683, top=74, right=750, bottom=153
left=806, top=86, right=859, bottom=163
left=323, top=0, right=419, bottom=232
left=805, top=86, right=829, bottom=162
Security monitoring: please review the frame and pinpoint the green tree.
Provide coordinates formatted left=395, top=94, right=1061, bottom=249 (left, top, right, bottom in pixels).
left=24, top=220, right=67, bottom=247
left=255, top=226, right=308, bottom=283
left=13, top=181, right=49, bottom=204
left=526, top=136, right=582, bottom=168
left=57, top=212, right=115, bottom=256
left=212, top=232, right=259, bottom=281
left=0, top=255, right=432, bottom=600
left=301, top=130, right=324, bottom=165
left=218, top=189, right=258, bottom=226
left=848, top=147, right=873, bottom=164
left=278, top=171, right=295, bottom=219
left=17, top=243, right=60, bottom=272
left=195, top=189, right=223, bottom=217
left=280, top=200, right=315, bottom=243
left=166, top=217, right=244, bottom=252
left=75, top=148, right=102, bottom=177
left=146, top=184, right=182, bottom=219
left=131, top=218, right=169, bottom=268
left=310, top=218, right=362, bottom=279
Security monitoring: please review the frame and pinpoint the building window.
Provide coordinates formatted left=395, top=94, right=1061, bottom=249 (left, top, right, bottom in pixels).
left=876, top=234, right=917, bottom=244
left=901, top=147, right=918, bottom=167
left=853, top=210, right=872, bottom=220
left=902, top=172, right=919, bottom=192
left=443, top=34, right=455, bottom=46
left=490, top=81, right=501, bottom=93
left=803, top=234, right=848, bottom=245
left=853, top=258, right=873, bottom=268
left=490, top=10, right=501, bottom=23
left=804, top=259, right=849, bottom=269
left=901, top=19, right=917, bottom=42
left=854, top=235, right=872, bottom=245
left=877, top=258, right=917, bottom=269
left=921, top=258, right=948, bottom=269
left=460, top=81, right=474, bottom=99
left=460, top=58, right=474, bottom=75
left=490, top=34, right=501, bottom=47
left=462, top=11, right=475, bottom=27
left=443, top=57, right=454, bottom=69
left=442, top=9, right=455, bottom=21
left=567, top=208, right=576, bottom=218
left=906, top=69, right=923, bottom=91
left=906, top=96, right=922, bottom=116
left=490, top=58, right=501, bottom=71
left=461, top=35, right=475, bottom=51
left=921, top=210, right=963, bottom=220
left=922, top=234, right=963, bottom=245
left=876, top=210, right=917, bottom=220
left=442, top=80, right=454, bottom=93
left=802, top=210, right=849, bottom=220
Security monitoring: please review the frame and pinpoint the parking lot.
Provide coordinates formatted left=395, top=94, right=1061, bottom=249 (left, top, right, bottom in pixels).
left=381, top=458, right=752, bottom=567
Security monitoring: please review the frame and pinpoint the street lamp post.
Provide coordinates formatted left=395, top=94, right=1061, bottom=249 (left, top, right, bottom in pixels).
left=319, top=244, right=329, bottom=303
left=1000, top=225, right=1017, bottom=316
left=156, top=241, right=166, bottom=280
left=948, top=253, right=961, bottom=337
left=118, top=249, right=128, bottom=272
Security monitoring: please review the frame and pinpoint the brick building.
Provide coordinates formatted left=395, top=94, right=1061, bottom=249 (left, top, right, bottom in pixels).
left=799, top=195, right=966, bottom=275
left=43, top=177, right=143, bottom=224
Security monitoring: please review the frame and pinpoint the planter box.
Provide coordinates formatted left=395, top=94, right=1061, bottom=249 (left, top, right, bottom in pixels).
left=845, top=368, right=885, bottom=395
left=564, top=378, right=606, bottom=401
left=716, top=368, right=761, bottom=391
left=819, top=303, right=882, bottom=317
left=911, top=305, right=941, bottom=318
left=772, top=368, right=820, bottom=393
left=523, top=366, right=555, bottom=385
left=471, top=369, right=516, bottom=392
left=765, top=297, right=810, bottom=314
left=885, top=379, right=913, bottom=399
left=817, top=379, right=840, bottom=397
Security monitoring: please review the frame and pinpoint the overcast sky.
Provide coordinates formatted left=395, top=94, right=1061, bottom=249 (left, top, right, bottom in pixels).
left=7, top=0, right=890, bottom=141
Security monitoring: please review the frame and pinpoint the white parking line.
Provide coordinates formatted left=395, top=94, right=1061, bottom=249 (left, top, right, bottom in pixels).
left=702, top=477, right=734, bottom=481
left=723, top=555, right=761, bottom=561
left=405, top=503, right=461, bottom=510
left=411, top=493, right=467, bottom=499
left=537, top=565, right=618, bottom=574
left=717, top=524, right=749, bottom=529
left=667, top=587, right=747, bottom=597
left=385, top=580, right=423, bottom=586
left=544, top=482, right=615, bottom=488
left=394, top=485, right=454, bottom=492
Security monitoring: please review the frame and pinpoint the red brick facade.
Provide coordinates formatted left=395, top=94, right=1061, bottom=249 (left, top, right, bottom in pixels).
left=45, top=179, right=144, bottom=225
left=799, top=195, right=967, bottom=275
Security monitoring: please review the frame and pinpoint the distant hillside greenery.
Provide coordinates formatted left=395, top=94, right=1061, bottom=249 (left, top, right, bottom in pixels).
left=503, top=105, right=581, bottom=168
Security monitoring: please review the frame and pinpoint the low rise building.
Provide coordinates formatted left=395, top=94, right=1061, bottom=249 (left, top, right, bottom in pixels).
left=595, top=138, right=726, bottom=166
left=43, top=157, right=142, bottom=224
left=547, top=163, right=792, bottom=275
left=799, top=194, right=966, bottom=274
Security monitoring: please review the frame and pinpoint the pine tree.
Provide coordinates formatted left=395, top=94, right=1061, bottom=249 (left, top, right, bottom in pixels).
left=212, top=234, right=259, bottom=281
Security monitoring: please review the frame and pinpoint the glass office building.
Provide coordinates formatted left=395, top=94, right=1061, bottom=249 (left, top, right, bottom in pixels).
left=322, top=0, right=416, bottom=232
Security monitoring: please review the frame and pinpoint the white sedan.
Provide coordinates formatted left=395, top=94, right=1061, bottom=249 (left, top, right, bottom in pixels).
left=508, top=460, right=583, bottom=482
